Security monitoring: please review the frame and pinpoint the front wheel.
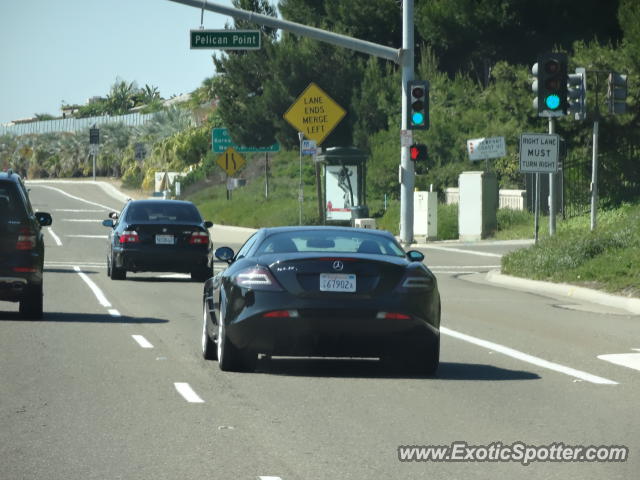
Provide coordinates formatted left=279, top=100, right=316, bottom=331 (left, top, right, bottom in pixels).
left=19, top=284, right=43, bottom=320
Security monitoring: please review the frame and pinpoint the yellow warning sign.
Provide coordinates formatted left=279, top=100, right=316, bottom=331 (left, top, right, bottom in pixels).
left=283, top=82, right=346, bottom=145
left=216, top=147, right=245, bottom=176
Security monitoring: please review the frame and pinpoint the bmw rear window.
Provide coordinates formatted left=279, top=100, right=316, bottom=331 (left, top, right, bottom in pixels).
left=125, top=202, right=202, bottom=222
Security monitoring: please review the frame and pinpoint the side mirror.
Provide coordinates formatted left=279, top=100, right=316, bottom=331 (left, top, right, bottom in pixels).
left=406, top=250, right=425, bottom=262
left=102, top=219, right=115, bottom=228
left=35, top=212, right=52, bottom=227
left=215, top=246, right=235, bottom=264
left=204, top=220, right=213, bottom=229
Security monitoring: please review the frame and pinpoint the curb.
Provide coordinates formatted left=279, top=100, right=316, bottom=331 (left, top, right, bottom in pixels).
left=486, top=270, right=640, bottom=315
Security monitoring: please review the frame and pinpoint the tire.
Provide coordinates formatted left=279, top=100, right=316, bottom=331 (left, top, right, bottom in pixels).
left=191, top=267, right=210, bottom=283
left=383, top=336, right=439, bottom=376
left=217, top=314, right=256, bottom=372
left=201, top=301, right=217, bottom=360
left=109, top=254, right=126, bottom=280
left=19, top=284, right=43, bottom=320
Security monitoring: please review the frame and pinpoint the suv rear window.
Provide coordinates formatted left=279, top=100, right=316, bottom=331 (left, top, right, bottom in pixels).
left=0, top=181, right=28, bottom=223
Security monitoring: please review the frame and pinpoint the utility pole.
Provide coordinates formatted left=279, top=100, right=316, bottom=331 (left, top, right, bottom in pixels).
left=548, top=117, right=556, bottom=236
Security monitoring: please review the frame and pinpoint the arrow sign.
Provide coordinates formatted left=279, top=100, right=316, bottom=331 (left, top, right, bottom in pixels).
left=598, top=349, right=640, bottom=372
left=216, top=147, right=245, bottom=176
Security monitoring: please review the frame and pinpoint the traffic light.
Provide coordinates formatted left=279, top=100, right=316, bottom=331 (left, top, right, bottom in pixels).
left=407, top=80, right=429, bottom=130
left=532, top=53, right=568, bottom=117
left=607, top=72, right=627, bottom=115
left=409, top=143, right=428, bottom=174
left=567, top=67, right=586, bottom=120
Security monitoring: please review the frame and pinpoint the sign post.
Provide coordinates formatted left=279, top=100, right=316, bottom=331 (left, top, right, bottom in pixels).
left=519, top=132, right=560, bottom=243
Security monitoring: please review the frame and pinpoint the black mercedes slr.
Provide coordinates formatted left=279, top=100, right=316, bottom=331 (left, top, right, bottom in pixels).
left=201, top=226, right=441, bottom=374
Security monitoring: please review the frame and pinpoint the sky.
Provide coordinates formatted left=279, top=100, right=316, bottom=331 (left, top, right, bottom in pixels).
left=0, top=0, right=238, bottom=125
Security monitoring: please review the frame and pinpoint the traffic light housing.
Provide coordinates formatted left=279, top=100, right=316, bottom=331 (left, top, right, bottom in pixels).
left=407, top=80, right=429, bottom=130
left=567, top=67, right=587, bottom=120
left=607, top=72, right=627, bottom=115
left=410, top=143, right=428, bottom=174
left=533, top=53, right=568, bottom=117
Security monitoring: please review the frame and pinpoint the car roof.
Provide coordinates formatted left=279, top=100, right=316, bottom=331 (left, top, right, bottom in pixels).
left=260, top=225, right=396, bottom=239
left=0, top=170, right=21, bottom=182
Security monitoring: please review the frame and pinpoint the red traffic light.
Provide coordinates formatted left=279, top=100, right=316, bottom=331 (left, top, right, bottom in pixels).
left=409, top=144, right=427, bottom=162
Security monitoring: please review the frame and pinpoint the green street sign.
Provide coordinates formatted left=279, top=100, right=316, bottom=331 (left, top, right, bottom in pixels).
left=190, top=30, right=261, bottom=50
left=212, top=128, right=280, bottom=153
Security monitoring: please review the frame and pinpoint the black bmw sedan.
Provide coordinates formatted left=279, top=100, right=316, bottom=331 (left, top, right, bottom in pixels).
left=102, top=199, right=213, bottom=281
left=201, top=226, right=441, bottom=374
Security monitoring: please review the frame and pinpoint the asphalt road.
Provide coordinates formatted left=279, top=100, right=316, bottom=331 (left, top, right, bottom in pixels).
left=1, top=181, right=638, bottom=480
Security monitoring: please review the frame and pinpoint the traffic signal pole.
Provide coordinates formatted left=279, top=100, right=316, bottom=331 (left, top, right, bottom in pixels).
left=549, top=117, right=556, bottom=236
left=399, top=0, right=415, bottom=245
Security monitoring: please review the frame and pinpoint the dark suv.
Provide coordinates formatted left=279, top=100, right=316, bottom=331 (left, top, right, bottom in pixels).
left=0, top=170, right=52, bottom=319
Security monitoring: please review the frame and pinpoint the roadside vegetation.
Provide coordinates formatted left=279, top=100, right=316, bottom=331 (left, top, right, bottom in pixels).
left=502, top=203, right=640, bottom=296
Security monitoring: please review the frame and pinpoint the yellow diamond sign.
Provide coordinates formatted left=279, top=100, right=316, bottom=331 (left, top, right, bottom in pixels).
left=283, top=82, right=346, bottom=145
left=216, top=147, right=245, bottom=176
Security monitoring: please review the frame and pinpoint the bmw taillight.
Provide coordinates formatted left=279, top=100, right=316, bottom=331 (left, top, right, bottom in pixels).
left=233, top=265, right=283, bottom=291
left=16, top=227, right=36, bottom=250
left=119, top=230, right=140, bottom=244
left=188, top=231, right=209, bottom=245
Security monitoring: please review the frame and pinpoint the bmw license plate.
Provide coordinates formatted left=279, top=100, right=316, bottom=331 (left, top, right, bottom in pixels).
left=319, top=273, right=356, bottom=292
left=155, top=234, right=174, bottom=245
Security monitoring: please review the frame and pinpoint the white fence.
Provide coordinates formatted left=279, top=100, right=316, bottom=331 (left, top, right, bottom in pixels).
left=445, top=187, right=526, bottom=210
left=0, top=112, right=156, bottom=136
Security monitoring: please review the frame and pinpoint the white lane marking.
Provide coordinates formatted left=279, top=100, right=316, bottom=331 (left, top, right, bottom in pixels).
left=55, top=209, right=105, bottom=213
left=46, top=262, right=105, bottom=269
left=174, top=383, right=205, bottom=403
left=157, top=273, right=191, bottom=279
left=132, top=335, right=154, bottom=349
left=425, top=245, right=502, bottom=258
left=258, top=477, right=283, bottom=480
left=598, top=350, right=640, bottom=372
left=47, top=228, right=63, bottom=246
left=108, top=309, right=121, bottom=317
left=433, top=271, right=483, bottom=275
left=441, top=326, right=618, bottom=385
left=31, top=185, right=119, bottom=211
left=73, top=266, right=112, bottom=308
left=62, top=219, right=106, bottom=222
left=65, top=235, right=108, bottom=239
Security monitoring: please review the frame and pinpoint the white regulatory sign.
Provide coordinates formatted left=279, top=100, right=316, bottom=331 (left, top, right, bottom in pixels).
left=519, top=133, right=560, bottom=173
left=467, top=136, right=506, bottom=161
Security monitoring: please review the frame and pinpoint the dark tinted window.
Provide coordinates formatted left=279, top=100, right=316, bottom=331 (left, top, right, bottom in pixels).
left=0, top=181, right=28, bottom=222
left=125, top=202, right=202, bottom=223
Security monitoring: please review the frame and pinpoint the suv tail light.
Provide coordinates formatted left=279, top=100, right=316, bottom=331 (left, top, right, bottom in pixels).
left=188, top=231, right=209, bottom=245
left=16, top=227, right=37, bottom=250
left=119, top=230, right=140, bottom=244
left=232, top=265, right=283, bottom=291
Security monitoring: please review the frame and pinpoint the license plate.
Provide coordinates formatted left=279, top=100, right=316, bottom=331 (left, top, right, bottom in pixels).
left=155, top=234, right=174, bottom=245
left=320, top=273, right=356, bottom=292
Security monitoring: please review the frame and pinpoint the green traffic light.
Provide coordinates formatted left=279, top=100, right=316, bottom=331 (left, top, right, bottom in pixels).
left=545, top=94, right=561, bottom=110
left=412, top=112, right=424, bottom=125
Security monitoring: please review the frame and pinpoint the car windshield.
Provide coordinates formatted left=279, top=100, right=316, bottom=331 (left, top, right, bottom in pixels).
left=125, top=202, right=201, bottom=223
left=256, top=231, right=405, bottom=257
